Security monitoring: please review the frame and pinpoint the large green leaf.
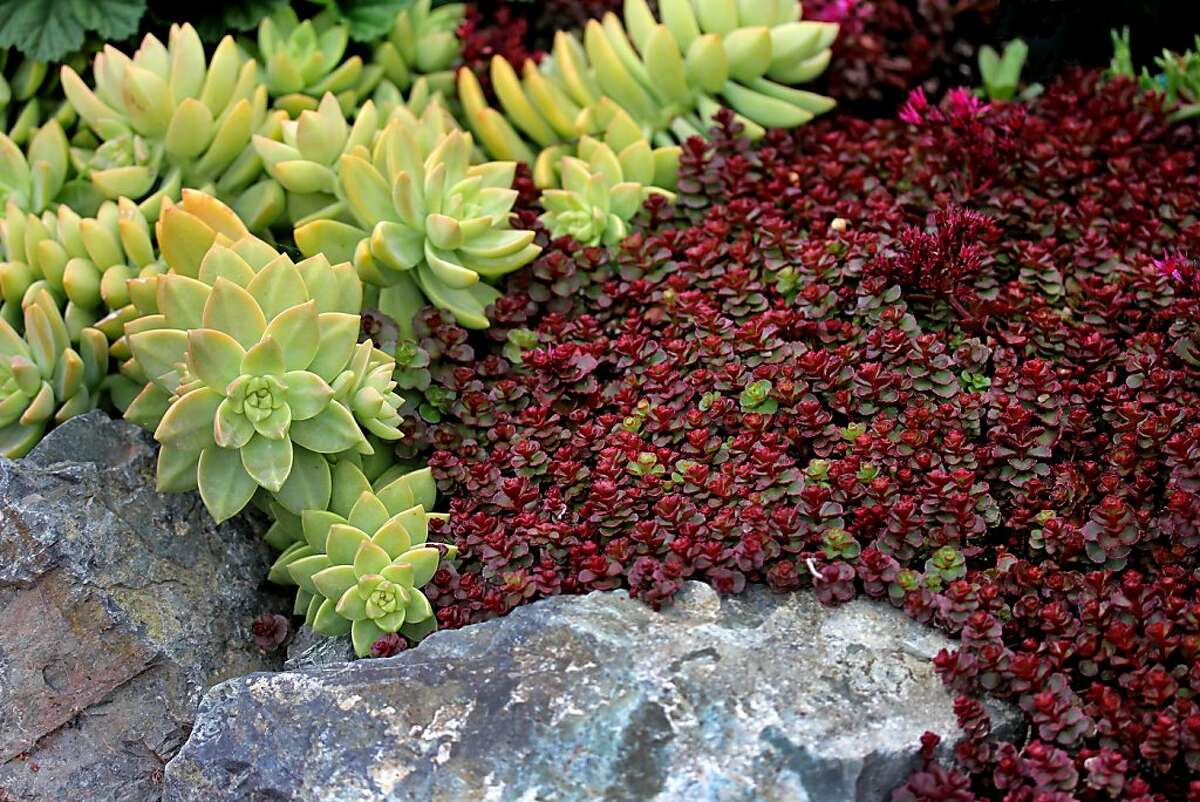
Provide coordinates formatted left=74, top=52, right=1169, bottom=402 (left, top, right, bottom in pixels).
left=315, top=0, right=414, bottom=43
left=0, top=0, right=146, bottom=61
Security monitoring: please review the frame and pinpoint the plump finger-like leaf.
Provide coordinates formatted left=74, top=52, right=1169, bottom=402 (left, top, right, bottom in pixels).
left=293, top=219, right=366, bottom=264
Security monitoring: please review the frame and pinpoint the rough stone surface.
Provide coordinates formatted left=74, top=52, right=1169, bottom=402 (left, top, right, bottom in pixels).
left=284, top=626, right=356, bottom=670
left=0, top=412, right=286, bottom=802
left=165, top=581, right=1020, bottom=802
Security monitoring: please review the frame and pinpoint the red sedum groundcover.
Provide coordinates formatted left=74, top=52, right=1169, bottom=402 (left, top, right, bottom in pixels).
left=398, top=67, right=1200, bottom=797
left=414, top=19, right=1200, bottom=799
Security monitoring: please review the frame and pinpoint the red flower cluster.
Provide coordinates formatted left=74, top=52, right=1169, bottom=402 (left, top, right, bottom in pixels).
left=402, top=71, right=1200, bottom=798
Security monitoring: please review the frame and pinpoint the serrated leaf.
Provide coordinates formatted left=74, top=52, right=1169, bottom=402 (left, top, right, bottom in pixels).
left=0, top=0, right=147, bottom=62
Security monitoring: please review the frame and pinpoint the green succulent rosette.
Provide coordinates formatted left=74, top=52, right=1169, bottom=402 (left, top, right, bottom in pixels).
left=294, top=126, right=539, bottom=331
left=0, top=196, right=163, bottom=342
left=120, top=190, right=403, bottom=524
left=374, top=0, right=465, bottom=95
left=539, top=136, right=675, bottom=246
left=0, top=287, right=105, bottom=457
left=256, top=7, right=384, bottom=117
left=253, top=87, right=459, bottom=228
left=457, top=0, right=836, bottom=187
left=270, top=459, right=453, bottom=657
left=0, top=120, right=69, bottom=215
left=59, top=24, right=286, bottom=229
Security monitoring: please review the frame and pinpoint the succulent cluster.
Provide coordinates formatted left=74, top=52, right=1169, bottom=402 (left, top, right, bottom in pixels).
left=0, top=287, right=104, bottom=456
left=0, top=195, right=163, bottom=340
left=457, top=0, right=837, bottom=187
left=60, top=24, right=284, bottom=226
left=373, top=0, right=465, bottom=95
left=1110, top=28, right=1200, bottom=121
left=295, top=124, right=539, bottom=330
left=269, top=460, right=454, bottom=656
left=121, top=190, right=404, bottom=523
left=254, top=6, right=380, bottom=117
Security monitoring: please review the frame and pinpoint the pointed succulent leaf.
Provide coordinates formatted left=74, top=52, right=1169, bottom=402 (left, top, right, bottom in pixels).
left=197, top=445, right=258, bottom=522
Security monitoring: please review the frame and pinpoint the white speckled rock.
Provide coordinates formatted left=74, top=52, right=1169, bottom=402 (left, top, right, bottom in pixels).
left=164, top=582, right=1020, bottom=802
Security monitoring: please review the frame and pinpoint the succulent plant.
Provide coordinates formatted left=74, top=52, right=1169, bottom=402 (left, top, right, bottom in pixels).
left=253, top=86, right=457, bottom=226
left=59, top=23, right=286, bottom=228
left=255, top=7, right=383, bottom=117
left=978, top=39, right=1030, bottom=102
left=0, top=196, right=163, bottom=342
left=0, top=120, right=70, bottom=215
left=0, top=286, right=105, bottom=457
left=0, top=49, right=79, bottom=146
left=538, top=136, right=674, bottom=246
left=373, top=0, right=465, bottom=95
left=270, top=460, right=454, bottom=656
left=295, top=126, right=539, bottom=331
left=457, top=0, right=836, bottom=186
left=1109, top=29, right=1200, bottom=122
left=120, top=190, right=401, bottom=523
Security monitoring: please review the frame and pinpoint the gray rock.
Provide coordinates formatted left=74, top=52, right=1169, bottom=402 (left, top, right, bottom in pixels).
left=284, top=627, right=355, bottom=670
left=164, top=582, right=1020, bottom=802
left=0, top=412, right=287, bottom=802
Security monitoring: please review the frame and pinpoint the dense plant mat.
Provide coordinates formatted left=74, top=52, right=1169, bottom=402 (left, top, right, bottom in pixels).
left=408, top=74, right=1200, bottom=799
